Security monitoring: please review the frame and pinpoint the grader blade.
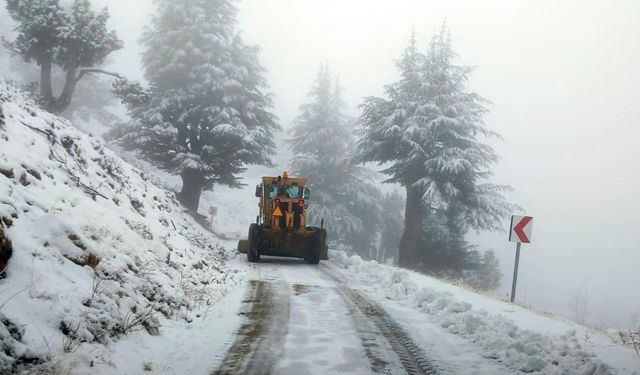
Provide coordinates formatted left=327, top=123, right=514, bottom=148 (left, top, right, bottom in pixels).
left=237, top=240, right=249, bottom=254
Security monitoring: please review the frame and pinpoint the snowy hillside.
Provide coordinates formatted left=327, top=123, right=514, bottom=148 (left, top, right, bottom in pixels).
left=0, top=81, right=240, bottom=374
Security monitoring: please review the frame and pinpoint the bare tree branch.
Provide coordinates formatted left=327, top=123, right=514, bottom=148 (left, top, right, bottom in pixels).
left=76, top=69, right=124, bottom=82
left=19, top=121, right=57, bottom=144
left=18, top=121, right=109, bottom=200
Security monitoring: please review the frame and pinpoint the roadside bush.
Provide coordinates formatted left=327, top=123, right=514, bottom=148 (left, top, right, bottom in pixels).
left=0, top=220, right=13, bottom=278
left=461, top=250, right=502, bottom=291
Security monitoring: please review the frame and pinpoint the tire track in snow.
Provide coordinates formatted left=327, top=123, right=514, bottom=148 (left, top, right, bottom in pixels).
left=321, top=265, right=439, bottom=375
left=212, top=279, right=290, bottom=375
left=214, top=260, right=437, bottom=375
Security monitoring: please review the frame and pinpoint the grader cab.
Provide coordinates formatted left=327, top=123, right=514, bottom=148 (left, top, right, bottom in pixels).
left=237, top=172, right=328, bottom=264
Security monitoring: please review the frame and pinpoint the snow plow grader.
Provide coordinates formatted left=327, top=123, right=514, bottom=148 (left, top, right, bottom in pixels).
left=238, top=172, right=328, bottom=264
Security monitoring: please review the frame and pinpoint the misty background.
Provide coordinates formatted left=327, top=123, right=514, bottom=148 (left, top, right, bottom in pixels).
left=1, top=0, right=638, bottom=328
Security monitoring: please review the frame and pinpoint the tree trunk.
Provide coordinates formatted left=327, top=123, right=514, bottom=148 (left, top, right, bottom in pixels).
left=178, top=169, right=205, bottom=212
left=398, top=184, right=424, bottom=268
left=40, top=59, right=54, bottom=103
left=48, top=66, right=78, bottom=114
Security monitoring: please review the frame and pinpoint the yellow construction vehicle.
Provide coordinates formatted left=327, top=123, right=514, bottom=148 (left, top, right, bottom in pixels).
left=237, top=172, right=328, bottom=264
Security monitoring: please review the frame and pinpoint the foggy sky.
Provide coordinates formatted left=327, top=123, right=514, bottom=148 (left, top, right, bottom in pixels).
left=7, top=0, right=640, bottom=328
left=239, top=0, right=640, bottom=328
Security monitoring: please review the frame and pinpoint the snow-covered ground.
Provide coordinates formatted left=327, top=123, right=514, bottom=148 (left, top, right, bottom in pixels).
left=327, top=252, right=640, bottom=374
left=202, top=252, right=640, bottom=375
left=0, top=81, right=241, bottom=374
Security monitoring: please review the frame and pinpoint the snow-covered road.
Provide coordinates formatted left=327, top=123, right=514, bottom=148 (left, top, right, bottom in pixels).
left=211, top=256, right=514, bottom=375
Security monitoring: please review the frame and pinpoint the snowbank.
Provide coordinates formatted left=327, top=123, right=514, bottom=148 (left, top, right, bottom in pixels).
left=0, top=82, right=238, bottom=373
left=329, top=251, right=640, bottom=374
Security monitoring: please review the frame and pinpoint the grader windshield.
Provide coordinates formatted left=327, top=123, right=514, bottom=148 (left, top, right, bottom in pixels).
left=266, top=184, right=304, bottom=199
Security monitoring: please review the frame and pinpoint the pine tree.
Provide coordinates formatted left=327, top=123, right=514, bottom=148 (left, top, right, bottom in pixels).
left=357, top=30, right=426, bottom=266
left=289, top=65, right=382, bottom=256
left=378, top=190, right=404, bottom=263
left=0, top=7, right=11, bottom=62
left=357, top=25, right=515, bottom=272
left=113, top=0, right=278, bottom=211
left=3, top=0, right=123, bottom=113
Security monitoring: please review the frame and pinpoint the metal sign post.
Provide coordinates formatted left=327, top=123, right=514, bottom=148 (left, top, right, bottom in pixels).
left=510, top=242, right=521, bottom=303
left=508, top=215, right=534, bottom=303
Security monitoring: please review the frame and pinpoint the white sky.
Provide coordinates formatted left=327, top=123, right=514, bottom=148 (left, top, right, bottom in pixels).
left=8, top=0, right=640, bottom=328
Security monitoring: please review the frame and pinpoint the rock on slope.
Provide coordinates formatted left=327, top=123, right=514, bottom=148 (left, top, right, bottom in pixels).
left=0, top=81, right=235, bottom=373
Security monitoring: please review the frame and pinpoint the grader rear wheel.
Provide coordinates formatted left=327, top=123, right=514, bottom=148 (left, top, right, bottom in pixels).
left=247, top=223, right=261, bottom=263
left=304, top=230, right=322, bottom=265
left=317, top=228, right=328, bottom=260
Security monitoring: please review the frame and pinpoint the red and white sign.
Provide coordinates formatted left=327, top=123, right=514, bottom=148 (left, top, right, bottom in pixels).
left=509, top=215, right=533, bottom=243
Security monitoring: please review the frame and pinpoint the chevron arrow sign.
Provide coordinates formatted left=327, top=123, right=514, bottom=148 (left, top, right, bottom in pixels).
left=509, top=215, right=533, bottom=243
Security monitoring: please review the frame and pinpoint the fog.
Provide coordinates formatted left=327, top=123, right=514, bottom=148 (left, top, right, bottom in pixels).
left=5, top=0, right=640, bottom=328
left=233, top=0, right=640, bottom=328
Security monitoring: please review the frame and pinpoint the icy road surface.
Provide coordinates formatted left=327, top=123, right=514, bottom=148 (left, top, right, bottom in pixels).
left=211, top=256, right=513, bottom=375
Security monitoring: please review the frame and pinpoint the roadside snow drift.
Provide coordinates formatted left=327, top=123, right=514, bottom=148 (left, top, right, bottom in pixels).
left=329, top=251, right=640, bottom=375
left=0, top=82, right=237, bottom=373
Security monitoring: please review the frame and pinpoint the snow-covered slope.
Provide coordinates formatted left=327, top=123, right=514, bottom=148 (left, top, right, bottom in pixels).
left=328, top=252, right=640, bottom=374
left=0, top=82, right=240, bottom=374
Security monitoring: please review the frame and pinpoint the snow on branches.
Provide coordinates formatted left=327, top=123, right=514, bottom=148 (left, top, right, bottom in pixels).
left=357, top=25, right=516, bottom=273
left=4, top=0, right=123, bottom=113
left=112, top=0, right=278, bottom=210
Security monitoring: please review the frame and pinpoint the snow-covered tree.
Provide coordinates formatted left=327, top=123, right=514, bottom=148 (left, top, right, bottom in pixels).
left=378, top=190, right=404, bottom=263
left=289, top=65, right=351, bottom=174
left=357, top=25, right=515, bottom=272
left=3, top=0, right=122, bottom=113
left=289, top=65, right=382, bottom=256
left=113, top=0, right=278, bottom=211
left=0, top=7, right=12, bottom=69
left=4, top=55, right=121, bottom=129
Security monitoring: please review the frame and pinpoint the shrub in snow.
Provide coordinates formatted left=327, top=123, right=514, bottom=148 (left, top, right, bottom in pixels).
left=0, top=218, right=12, bottom=278
left=0, top=312, right=43, bottom=371
left=618, top=327, right=640, bottom=357
left=461, top=250, right=502, bottom=291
